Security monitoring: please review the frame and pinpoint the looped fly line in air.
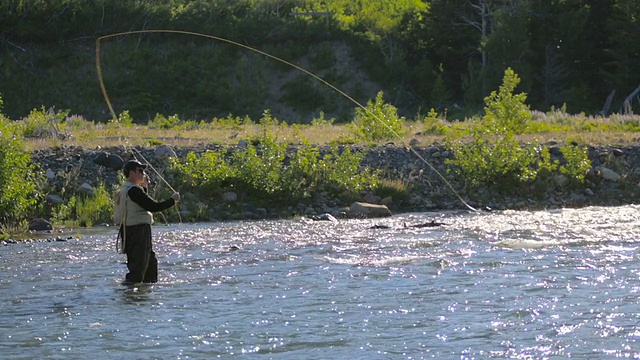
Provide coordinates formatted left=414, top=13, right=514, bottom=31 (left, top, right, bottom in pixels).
left=96, top=29, right=478, bottom=212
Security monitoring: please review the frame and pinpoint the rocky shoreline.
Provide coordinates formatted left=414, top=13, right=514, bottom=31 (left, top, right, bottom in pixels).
left=28, top=143, right=640, bottom=223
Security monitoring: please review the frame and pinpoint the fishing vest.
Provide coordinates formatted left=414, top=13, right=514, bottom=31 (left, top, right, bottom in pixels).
left=114, top=181, right=153, bottom=226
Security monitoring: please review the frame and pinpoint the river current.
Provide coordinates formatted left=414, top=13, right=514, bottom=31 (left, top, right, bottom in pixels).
left=2, top=206, right=640, bottom=359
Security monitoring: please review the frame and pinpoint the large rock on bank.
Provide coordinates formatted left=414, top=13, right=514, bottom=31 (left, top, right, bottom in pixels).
left=347, top=202, right=392, bottom=218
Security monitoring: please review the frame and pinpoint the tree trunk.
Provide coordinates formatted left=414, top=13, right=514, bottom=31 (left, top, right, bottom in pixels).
left=622, top=84, right=640, bottom=115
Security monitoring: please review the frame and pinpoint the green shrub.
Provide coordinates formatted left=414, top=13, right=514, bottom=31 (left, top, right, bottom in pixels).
left=171, top=130, right=381, bottom=209
left=446, top=69, right=552, bottom=191
left=0, top=111, right=42, bottom=227
left=353, top=91, right=406, bottom=141
left=232, top=130, right=286, bottom=196
left=282, top=138, right=322, bottom=199
left=446, top=134, right=541, bottom=190
left=559, top=145, right=591, bottom=186
left=149, top=113, right=182, bottom=129
left=324, top=145, right=380, bottom=192
left=279, top=76, right=325, bottom=112
left=309, top=41, right=336, bottom=70
left=422, top=108, right=450, bottom=135
left=18, top=106, right=70, bottom=138
left=50, top=196, right=76, bottom=226
left=113, top=110, right=134, bottom=126
left=172, top=150, right=237, bottom=194
left=311, top=111, right=335, bottom=126
left=75, top=183, right=113, bottom=227
left=258, top=109, right=279, bottom=126
left=483, top=68, right=531, bottom=134
left=282, top=141, right=380, bottom=200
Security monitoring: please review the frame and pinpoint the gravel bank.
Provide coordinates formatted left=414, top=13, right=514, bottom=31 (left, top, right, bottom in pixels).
left=29, top=143, right=640, bottom=221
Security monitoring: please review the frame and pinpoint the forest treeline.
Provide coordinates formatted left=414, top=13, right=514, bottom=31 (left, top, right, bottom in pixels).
left=1, top=0, right=639, bottom=123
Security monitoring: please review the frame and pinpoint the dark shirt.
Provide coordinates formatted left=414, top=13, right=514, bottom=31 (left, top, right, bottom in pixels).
left=127, top=186, right=175, bottom=212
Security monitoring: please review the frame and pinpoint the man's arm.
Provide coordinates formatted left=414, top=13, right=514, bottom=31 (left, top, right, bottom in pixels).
left=128, top=186, right=175, bottom=212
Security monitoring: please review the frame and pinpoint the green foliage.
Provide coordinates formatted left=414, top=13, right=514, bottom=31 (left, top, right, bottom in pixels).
left=258, top=109, right=279, bottom=127
left=482, top=68, right=531, bottom=134
left=559, top=145, right=591, bottom=186
left=232, top=130, right=286, bottom=196
left=0, top=114, right=42, bottom=227
left=48, top=183, right=113, bottom=227
left=353, top=91, right=406, bottom=141
left=173, top=150, right=237, bottom=195
left=323, top=145, right=380, bottom=192
left=422, top=108, right=449, bottom=135
left=149, top=113, right=182, bottom=129
left=446, top=135, right=540, bottom=190
left=75, top=184, right=113, bottom=227
left=213, top=114, right=251, bottom=129
left=280, top=76, right=326, bottom=112
left=50, top=197, right=76, bottom=226
left=114, top=110, right=134, bottom=126
left=373, top=179, right=410, bottom=202
left=311, top=111, right=335, bottom=125
left=309, top=42, right=336, bottom=70
left=171, top=129, right=380, bottom=208
left=446, top=69, right=553, bottom=191
left=1, top=0, right=640, bottom=122
left=284, top=140, right=379, bottom=199
left=18, top=107, right=70, bottom=138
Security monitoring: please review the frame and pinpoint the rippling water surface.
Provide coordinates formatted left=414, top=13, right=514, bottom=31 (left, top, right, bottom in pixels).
left=3, top=206, right=640, bottom=359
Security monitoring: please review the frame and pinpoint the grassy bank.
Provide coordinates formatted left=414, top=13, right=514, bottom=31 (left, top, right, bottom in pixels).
left=20, top=108, right=640, bottom=152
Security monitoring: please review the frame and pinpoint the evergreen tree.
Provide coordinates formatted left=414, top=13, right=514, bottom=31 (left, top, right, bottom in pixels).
left=605, top=0, right=640, bottom=113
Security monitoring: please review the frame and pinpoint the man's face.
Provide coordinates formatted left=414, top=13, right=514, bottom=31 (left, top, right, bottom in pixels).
left=130, top=167, right=146, bottom=185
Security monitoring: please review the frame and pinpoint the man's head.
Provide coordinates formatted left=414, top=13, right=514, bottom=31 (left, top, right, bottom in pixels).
left=123, top=160, right=147, bottom=184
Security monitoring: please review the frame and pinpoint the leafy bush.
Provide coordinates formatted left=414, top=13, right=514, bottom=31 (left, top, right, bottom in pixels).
left=171, top=129, right=381, bottom=209
left=446, top=69, right=554, bottom=191
left=149, top=113, right=182, bottom=129
left=324, top=145, right=380, bottom=192
left=172, top=150, right=237, bottom=194
left=446, top=134, right=541, bottom=190
left=47, top=183, right=113, bottom=227
left=353, top=91, right=406, bottom=141
left=422, top=108, right=450, bottom=135
left=232, top=130, right=286, bottom=196
left=559, top=145, right=591, bottom=186
left=279, top=76, right=326, bottom=112
left=114, top=110, right=134, bottom=126
left=283, top=141, right=380, bottom=200
left=482, top=68, right=531, bottom=134
left=309, top=42, right=336, bottom=70
left=0, top=106, right=42, bottom=227
left=75, top=183, right=113, bottom=227
left=18, top=107, right=70, bottom=138
left=311, top=111, right=335, bottom=125
left=50, top=196, right=76, bottom=226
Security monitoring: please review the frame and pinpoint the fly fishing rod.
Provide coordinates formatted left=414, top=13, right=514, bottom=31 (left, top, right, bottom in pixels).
left=96, top=29, right=478, bottom=212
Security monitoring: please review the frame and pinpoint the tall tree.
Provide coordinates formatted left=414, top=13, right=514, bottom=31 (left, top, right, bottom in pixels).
left=480, top=0, right=532, bottom=95
left=527, top=0, right=590, bottom=112
left=400, top=0, right=478, bottom=110
left=606, top=0, right=640, bottom=113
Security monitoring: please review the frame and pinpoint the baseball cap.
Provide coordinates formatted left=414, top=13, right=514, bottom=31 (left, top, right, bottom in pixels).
left=123, top=160, right=147, bottom=174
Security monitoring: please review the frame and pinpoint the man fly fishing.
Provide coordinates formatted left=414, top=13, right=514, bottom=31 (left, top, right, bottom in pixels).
left=115, top=160, right=180, bottom=285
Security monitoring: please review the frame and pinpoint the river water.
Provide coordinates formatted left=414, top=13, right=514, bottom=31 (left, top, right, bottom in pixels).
left=2, top=206, right=640, bottom=359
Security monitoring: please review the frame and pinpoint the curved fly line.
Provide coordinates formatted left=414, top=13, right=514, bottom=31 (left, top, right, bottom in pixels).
left=96, top=29, right=478, bottom=212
